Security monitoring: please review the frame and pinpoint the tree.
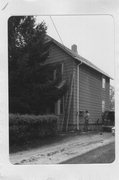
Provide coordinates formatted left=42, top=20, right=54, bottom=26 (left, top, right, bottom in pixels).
left=109, top=85, right=115, bottom=110
left=9, top=16, right=67, bottom=114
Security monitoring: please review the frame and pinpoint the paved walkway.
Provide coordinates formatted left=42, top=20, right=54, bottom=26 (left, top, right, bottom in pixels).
left=10, top=132, right=115, bottom=164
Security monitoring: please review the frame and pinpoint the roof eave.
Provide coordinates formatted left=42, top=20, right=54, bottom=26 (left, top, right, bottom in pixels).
left=49, top=36, right=113, bottom=80
left=74, top=57, right=113, bottom=80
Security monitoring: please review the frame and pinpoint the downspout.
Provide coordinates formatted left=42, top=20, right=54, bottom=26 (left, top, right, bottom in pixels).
left=76, top=61, right=82, bottom=130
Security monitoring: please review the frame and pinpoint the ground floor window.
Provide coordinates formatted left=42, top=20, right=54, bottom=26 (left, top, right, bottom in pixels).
left=55, top=97, right=64, bottom=115
left=46, top=97, right=64, bottom=115
left=102, top=100, right=105, bottom=112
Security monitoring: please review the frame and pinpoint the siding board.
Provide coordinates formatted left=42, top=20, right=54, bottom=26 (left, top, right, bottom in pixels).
left=79, top=64, right=110, bottom=124
left=46, top=43, right=76, bottom=130
left=46, top=43, right=110, bottom=131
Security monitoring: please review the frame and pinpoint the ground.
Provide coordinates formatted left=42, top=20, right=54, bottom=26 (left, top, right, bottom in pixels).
left=10, top=132, right=115, bottom=165
left=61, top=142, right=115, bottom=164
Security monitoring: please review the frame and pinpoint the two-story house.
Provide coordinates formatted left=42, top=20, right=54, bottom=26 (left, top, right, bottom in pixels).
left=45, top=35, right=112, bottom=132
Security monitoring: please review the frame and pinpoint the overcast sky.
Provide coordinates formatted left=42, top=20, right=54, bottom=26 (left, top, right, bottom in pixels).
left=36, top=15, right=114, bottom=85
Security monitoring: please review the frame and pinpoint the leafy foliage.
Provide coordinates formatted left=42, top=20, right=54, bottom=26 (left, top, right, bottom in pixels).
left=9, top=114, right=58, bottom=145
left=109, top=85, right=115, bottom=110
left=9, top=16, right=67, bottom=114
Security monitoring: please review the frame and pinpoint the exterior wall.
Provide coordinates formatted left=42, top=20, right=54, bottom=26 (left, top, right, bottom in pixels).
left=102, top=77, right=110, bottom=111
left=79, top=64, right=110, bottom=130
left=68, top=61, right=77, bottom=130
left=46, top=43, right=110, bottom=131
left=46, top=43, right=76, bottom=131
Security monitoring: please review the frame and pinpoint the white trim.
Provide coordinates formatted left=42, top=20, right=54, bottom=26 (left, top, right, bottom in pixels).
left=102, top=77, right=106, bottom=89
left=57, top=100, right=60, bottom=115
left=56, top=98, right=64, bottom=115
left=102, top=100, right=105, bottom=112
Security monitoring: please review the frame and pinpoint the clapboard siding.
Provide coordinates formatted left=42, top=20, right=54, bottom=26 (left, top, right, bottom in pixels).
left=79, top=64, right=103, bottom=123
left=47, top=43, right=74, bottom=79
left=46, top=43, right=76, bottom=129
left=45, top=42, right=110, bottom=131
left=105, top=78, right=110, bottom=110
left=72, top=61, right=77, bottom=127
left=101, top=76, right=110, bottom=112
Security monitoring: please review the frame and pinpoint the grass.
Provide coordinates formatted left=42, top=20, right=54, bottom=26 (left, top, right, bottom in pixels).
left=9, top=130, right=92, bottom=153
left=9, top=135, right=61, bottom=153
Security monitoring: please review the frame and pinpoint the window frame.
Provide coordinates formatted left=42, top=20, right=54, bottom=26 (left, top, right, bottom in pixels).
left=54, top=63, right=64, bottom=81
left=102, top=100, right=105, bottom=112
left=102, top=77, right=106, bottom=89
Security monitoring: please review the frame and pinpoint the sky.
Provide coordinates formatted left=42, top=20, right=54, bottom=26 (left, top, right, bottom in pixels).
left=36, top=15, right=115, bottom=85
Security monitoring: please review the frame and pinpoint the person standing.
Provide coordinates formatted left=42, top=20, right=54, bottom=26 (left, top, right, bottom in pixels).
left=84, top=110, right=90, bottom=132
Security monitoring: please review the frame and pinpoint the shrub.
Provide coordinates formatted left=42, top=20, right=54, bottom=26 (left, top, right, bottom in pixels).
left=9, top=114, right=58, bottom=146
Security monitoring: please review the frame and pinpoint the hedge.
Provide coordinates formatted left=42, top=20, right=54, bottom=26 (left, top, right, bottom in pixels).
left=9, top=114, right=58, bottom=145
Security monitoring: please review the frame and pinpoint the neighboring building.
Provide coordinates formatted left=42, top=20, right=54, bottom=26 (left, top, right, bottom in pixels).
left=45, top=35, right=112, bottom=132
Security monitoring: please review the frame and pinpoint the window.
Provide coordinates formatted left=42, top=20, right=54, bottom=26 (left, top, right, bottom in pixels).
left=54, top=63, right=63, bottom=81
left=49, top=63, right=63, bottom=81
left=56, top=97, right=64, bottom=115
left=102, top=77, right=106, bottom=89
left=102, top=100, right=105, bottom=112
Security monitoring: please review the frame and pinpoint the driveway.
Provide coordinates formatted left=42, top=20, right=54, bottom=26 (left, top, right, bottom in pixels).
left=10, top=132, right=115, bottom=165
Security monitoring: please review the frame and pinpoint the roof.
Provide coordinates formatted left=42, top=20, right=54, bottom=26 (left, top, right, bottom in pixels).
left=46, top=35, right=112, bottom=79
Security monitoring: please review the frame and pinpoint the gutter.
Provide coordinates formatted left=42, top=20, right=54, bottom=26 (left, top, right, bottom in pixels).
left=76, top=61, right=83, bottom=130
left=48, top=36, right=112, bottom=80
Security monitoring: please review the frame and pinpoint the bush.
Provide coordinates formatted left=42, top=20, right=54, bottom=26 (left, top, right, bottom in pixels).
left=9, top=114, right=58, bottom=146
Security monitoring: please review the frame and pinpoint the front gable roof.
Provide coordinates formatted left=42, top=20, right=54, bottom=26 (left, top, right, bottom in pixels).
left=46, top=35, right=112, bottom=79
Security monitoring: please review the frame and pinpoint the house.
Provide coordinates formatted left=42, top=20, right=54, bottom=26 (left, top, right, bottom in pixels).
left=45, top=35, right=112, bottom=132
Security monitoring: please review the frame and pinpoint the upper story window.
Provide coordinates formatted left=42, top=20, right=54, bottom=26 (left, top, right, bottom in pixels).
left=54, top=63, right=63, bottom=81
left=49, top=63, right=63, bottom=81
left=102, top=77, right=106, bottom=89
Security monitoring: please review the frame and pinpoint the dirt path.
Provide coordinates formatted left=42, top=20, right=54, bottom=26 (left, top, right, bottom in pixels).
left=10, top=132, right=115, bottom=164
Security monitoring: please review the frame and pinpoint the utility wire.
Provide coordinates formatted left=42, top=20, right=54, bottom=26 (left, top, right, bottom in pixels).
left=50, top=16, right=64, bottom=46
